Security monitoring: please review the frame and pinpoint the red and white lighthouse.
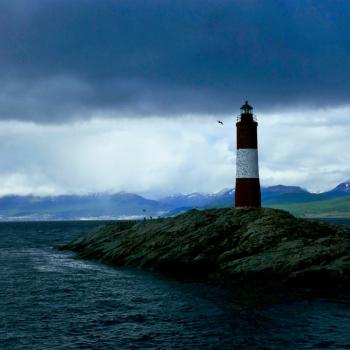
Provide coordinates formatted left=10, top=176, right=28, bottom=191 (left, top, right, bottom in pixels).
left=235, top=101, right=261, bottom=208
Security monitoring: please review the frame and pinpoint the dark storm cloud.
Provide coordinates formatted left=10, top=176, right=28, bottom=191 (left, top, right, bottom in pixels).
left=1, top=0, right=350, bottom=121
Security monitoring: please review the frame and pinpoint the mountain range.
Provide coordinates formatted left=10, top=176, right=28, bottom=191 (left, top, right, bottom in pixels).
left=0, top=181, right=350, bottom=221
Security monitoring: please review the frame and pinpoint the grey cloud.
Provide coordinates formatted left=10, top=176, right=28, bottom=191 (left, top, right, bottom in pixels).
left=1, top=0, right=350, bottom=122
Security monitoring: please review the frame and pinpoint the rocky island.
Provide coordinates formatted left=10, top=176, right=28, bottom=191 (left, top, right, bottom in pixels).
left=62, top=208, right=350, bottom=288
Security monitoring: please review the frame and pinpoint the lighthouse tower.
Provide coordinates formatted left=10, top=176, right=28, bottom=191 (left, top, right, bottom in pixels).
left=235, top=101, right=261, bottom=208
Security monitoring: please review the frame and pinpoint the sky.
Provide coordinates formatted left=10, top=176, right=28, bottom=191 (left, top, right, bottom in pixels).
left=0, top=0, right=350, bottom=197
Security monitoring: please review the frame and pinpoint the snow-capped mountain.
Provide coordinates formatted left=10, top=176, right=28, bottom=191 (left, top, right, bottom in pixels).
left=0, top=181, right=349, bottom=221
left=159, top=191, right=224, bottom=209
left=329, top=181, right=350, bottom=193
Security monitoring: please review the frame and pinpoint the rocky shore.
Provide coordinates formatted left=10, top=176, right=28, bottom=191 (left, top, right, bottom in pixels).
left=62, top=208, right=350, bottom=288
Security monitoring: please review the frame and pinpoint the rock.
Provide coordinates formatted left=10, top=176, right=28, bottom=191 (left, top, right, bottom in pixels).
left=61, top=208, right=350, bottom=288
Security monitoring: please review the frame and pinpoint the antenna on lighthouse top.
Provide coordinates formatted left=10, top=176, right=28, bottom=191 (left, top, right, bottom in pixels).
left=240, top=101, right=253, bottom=115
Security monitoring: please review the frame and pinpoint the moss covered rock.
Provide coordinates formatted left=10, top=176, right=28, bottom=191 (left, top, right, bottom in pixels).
left=62, top=208, right=350, bottom=288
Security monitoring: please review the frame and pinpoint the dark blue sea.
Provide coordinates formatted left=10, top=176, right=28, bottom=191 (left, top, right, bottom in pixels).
left=1, top=219, right=350, bottom=349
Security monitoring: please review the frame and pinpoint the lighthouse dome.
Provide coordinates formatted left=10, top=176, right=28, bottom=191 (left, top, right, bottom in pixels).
left=240, top=101, right=253, bottom=114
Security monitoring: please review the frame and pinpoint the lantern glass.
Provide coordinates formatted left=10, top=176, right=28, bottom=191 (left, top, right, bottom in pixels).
left=240, top=101, right=253, bottom=114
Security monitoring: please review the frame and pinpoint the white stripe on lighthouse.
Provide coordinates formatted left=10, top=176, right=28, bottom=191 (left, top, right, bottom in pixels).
left=236, top=149, right=259, bottom=178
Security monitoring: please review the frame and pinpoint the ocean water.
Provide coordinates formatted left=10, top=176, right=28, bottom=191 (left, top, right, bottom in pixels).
left=1, top=220, right=350, bottom=350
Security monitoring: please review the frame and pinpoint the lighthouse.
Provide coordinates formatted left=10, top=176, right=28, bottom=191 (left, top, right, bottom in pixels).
left=235, top=101, right=261, bottom=208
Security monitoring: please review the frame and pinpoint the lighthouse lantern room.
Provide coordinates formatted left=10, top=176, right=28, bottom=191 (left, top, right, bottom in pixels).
left=235, top=101, right=261, bottom=208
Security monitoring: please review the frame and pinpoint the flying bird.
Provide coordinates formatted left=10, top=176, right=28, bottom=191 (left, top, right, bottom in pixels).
left=217, top=120, right=224, bottom=125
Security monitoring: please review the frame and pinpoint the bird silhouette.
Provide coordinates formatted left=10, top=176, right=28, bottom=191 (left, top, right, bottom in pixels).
left=217, top=120, right=224, bottom=125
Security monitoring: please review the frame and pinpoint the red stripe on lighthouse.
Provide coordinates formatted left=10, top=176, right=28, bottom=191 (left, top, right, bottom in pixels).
left=235, top=178, right=261, bottom=208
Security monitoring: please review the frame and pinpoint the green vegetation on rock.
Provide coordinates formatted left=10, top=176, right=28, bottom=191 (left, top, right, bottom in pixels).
left=62, top=208, right=350, bottom=288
